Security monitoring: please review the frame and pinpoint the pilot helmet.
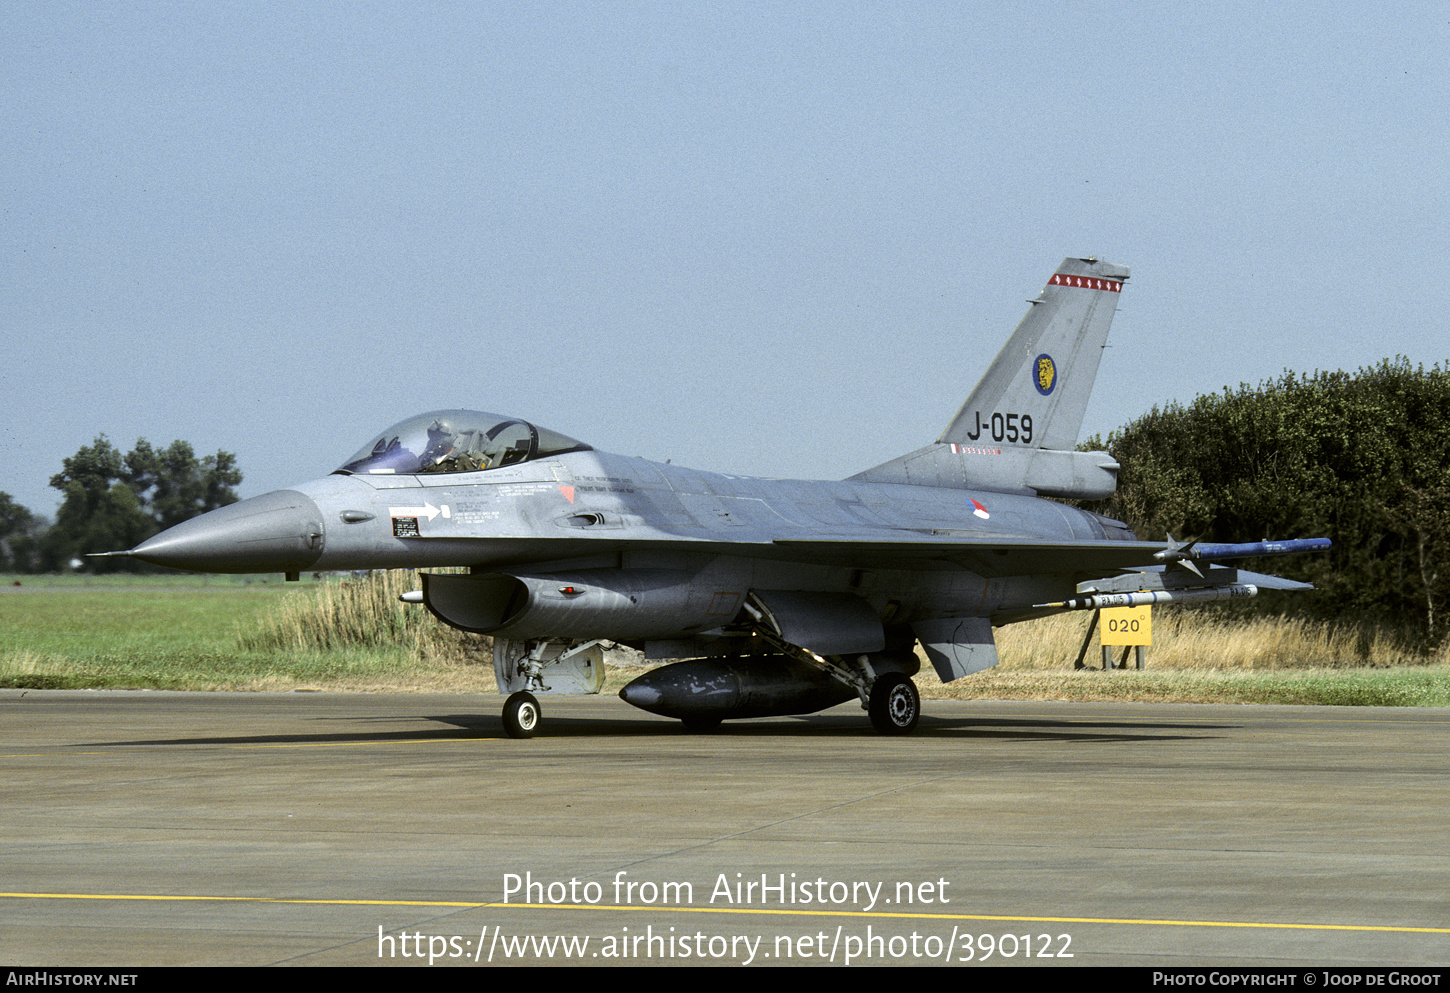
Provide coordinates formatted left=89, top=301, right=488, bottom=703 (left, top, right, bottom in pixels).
left=422, top=419, right=456, bottom=463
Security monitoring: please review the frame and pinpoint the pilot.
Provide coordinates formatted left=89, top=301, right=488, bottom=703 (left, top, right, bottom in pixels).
left=418, top=419, right=483, bottom=474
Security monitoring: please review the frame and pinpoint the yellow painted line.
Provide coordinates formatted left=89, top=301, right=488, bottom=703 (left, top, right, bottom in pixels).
left=2, top=892, right=1444, bottom=934
left=966, top=711, right=1450, bottom=727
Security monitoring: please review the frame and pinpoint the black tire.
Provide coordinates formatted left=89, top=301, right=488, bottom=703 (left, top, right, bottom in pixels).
left=502, top=691, right=541, bottom=739
left=681, top=715, right=723, bottom=733
left=868, top=673, right=920, bottom=735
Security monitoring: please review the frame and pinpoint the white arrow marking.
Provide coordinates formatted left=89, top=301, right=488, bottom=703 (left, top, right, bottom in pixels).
left=389, top=502, right=443, bottom=521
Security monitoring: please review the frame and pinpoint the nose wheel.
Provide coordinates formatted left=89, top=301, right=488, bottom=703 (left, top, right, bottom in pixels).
left=502, top=691, right=541, bottom=738
left=868, top=673, right=920, bottom=735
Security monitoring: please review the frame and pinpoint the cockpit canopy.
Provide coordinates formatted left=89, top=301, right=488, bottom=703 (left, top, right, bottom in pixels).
left=334, top=410, right=593, bottom=476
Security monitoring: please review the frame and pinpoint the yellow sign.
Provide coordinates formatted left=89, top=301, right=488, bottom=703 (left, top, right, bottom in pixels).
left=1101, top=605, right=1151, bottom=646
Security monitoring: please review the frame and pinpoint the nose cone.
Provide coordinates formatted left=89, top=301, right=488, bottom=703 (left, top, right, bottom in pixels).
left=128, top=490, right=325, bottom=573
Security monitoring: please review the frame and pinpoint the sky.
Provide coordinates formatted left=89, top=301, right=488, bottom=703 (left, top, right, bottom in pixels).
left=5, top=1, right=1448, bottom=519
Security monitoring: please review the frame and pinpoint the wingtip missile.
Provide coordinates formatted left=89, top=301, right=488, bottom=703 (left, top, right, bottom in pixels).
left=1154, top=537, right=1331, bottom=565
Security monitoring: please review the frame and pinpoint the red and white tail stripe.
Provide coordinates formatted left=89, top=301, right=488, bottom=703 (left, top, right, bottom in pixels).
left=1048, top=273, right=1122, bottom=292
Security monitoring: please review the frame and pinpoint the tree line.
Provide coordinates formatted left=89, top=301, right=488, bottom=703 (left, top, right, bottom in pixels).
left=0, top=437, right=241, bottom=573
left=1077, top=357, right=1449, bottom=642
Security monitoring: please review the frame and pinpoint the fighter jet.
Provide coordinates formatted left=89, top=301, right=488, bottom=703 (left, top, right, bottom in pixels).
left=106, top=258, right=1328, bottom=737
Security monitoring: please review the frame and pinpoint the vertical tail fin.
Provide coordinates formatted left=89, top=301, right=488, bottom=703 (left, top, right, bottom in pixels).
left=851, top=257, right=1128, bottom=498
left=939, top=257, right=1128, bottom=450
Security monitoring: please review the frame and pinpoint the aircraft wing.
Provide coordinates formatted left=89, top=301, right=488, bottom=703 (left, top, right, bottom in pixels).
left=777, top=533, right=1327, bottom=588
left=393, top=526, right=1168, bottom=576
left=771, top=535, right=1171, bottom=577
left=401, top=527, right=1324, bottom=585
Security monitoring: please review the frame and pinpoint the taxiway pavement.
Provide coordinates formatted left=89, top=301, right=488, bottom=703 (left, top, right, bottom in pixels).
left=2, top=690, right=1447, bottom=967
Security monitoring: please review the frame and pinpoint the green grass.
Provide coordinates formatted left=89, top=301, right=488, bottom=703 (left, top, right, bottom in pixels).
left=0, top=574, right=493, bottom=692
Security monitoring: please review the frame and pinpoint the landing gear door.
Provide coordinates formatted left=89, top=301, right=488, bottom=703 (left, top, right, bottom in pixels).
left=493, top=637, right=607, bottom=695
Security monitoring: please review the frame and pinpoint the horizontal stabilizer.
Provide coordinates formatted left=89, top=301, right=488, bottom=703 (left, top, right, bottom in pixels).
left=850, top=444, right=1119, bottom=498
left=1080, top=563, right=1315, bottom=596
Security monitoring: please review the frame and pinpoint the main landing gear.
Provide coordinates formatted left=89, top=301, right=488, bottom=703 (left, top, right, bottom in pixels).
left=868, top=672, right=920, bottom=735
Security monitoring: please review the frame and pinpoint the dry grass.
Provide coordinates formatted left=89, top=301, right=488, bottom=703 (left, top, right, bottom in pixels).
left=913, top=611, right=1450, bottom=706
left=221, top=569, right=499, bottom=692
left=990, top=610, right=1447, bottom=672
left=236, top=569, right=482, bottom=660
left=239, top=573, right=1446, bottom=678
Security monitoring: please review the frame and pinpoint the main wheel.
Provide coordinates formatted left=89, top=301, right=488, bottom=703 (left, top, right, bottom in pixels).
left=502, top=691, right=541, bottom=739
left=681, top=715, right=723, bottom=733
left=868, top=672, right=920, bottom=735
